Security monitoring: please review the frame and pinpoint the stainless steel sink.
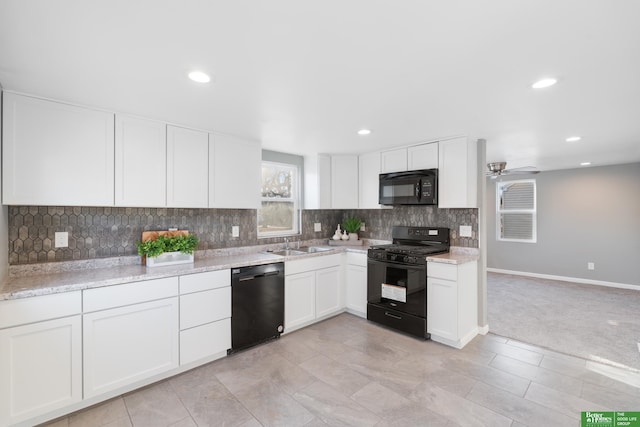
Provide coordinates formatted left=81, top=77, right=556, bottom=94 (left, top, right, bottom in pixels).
left=298, top=246, right=332, bottom=253
left=270, top=249, right=307, bottom=256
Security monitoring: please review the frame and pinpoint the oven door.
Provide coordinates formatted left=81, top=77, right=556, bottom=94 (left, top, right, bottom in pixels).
left=367, top=258, right=427, bottom=317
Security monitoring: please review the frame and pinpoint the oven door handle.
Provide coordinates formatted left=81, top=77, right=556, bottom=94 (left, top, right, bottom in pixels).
left=384, top=311, right=402, bottom=320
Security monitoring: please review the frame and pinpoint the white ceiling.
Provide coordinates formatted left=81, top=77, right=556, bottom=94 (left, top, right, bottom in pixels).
left=1, top=0, right=639, bottom=172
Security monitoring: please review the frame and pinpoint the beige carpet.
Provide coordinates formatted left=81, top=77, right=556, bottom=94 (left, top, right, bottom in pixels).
left=487, top=272, right=640, bottom=372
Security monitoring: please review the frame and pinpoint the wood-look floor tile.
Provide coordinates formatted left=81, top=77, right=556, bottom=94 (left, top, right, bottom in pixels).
left=471, top=339, right=544, bottom=366
left=167, top=417, right=197, bottom=427
left=580, top=381, right=640, bottom=410
left=351, top=382, right=412, bottom=415
left=466, top=380, right=576, bottom=426
left=299, top=354, right=372, bottom=396
left=67, top=397, right=129, bottom=427
left=123, top=381, right=190, bottom=427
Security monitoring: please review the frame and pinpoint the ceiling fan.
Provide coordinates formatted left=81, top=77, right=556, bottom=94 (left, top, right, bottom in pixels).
left=486, top=162, right=540, bottom=178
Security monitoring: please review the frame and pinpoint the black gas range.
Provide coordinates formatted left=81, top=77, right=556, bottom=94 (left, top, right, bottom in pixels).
left=367, top=226, right=450, bottom=338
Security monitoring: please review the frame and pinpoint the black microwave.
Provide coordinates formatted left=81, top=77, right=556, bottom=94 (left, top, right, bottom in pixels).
left=379, top=169, right=438, bottom=205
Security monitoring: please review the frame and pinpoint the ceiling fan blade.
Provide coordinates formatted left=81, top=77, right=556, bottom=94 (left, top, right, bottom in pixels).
left=505, top=169, right=540, bottom=174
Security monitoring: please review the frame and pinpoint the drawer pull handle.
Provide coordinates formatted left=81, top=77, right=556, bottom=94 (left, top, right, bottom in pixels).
left=385, top=312, right=402, bottom=320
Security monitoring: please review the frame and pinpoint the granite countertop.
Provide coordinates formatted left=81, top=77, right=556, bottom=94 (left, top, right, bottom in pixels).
left=0, top=241, right=477, bottom=301
left=0, top=243, right=374, bottom=301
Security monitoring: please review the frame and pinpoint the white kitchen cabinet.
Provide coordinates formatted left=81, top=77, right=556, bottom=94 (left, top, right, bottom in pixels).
left=284, top=270, right=316, bottom=331
left=2, top=92, right=114, bottom=206
left=209, top=133, right=261, bottom=209
left=0, top=292, right=82, bottom=427
left=179, top=270, right=231, bottom=365
left=438, top=137, right=478, bottom=208
left=285, top=254, right=343, bottom=332
left=408, top=142, right=438, bottom=170
left=83, top=278, right=179, bottom=398
left=358, top=151, right=383, bottom=209
left=345, top=252, right=367, bottom=318
left=427, top=261, right=478, bottom=349
left=380, top=148, right=407, bottom=173
left=331, top=155, right=359, bottom=209
left=115, top=115, right=167, bottom=207
left=304, top=154, right=332, bottom=209
left=167, top=125, right=209, bottom=208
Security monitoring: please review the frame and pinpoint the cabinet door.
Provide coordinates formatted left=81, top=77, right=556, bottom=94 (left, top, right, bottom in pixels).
left=2, top=92, right=114, bottom=206
left=304, top=154, right=331, bottom=209
left=380, top=148, right=407, bottom=173
left=315, top=266, right=343, bottom=319
left=358, top=151, right=382, bottom=209
left=0, top=316, right=82, bottom=426
left=331, top=155, right=359, bottom=209
left=427, top=278, right=458, bottom=341
left=210, top=133, right=261, bottom=209
left=345, top=264, right=367, bottom=318
left=167, top=126, right=209, bottom=208
left=180, top=318, right=230, bottom=366
left=438, top=137, right=478, bottom=208
left=115, top=115, right=167, bottom=207
left=83, top=298, right=179, bottom=398
left=284, top=271, right=316, bottom=332
left=408, top=142, right=438, bottom=170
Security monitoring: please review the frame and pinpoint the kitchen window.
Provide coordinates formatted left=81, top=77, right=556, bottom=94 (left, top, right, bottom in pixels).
left=496, top=179, right=536, bottom=242
left=258, top=160, right=300, bottom=237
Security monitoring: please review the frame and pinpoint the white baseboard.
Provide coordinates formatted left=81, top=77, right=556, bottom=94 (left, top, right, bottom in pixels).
left=478, top=324, right=489, bottom=335
left=487, top=268, right=639, bottom=291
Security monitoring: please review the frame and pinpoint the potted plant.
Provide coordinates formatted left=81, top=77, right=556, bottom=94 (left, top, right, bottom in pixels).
left=137, top=233, right=199, bottom=267
left=341, top=217, right=363, bottom=241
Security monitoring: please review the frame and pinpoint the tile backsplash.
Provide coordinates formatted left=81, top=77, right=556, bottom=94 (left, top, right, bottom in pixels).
left=8, top=205, right=478, bottom=265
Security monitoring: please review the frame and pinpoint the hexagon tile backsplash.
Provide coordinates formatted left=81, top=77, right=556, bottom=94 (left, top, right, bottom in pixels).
left=8, top=205, right=478, bottom=265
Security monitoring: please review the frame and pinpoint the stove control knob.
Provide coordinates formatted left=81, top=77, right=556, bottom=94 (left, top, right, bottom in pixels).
left=406, top=256, right=417, bottom=264
left=390, top=254, right=397, bottom=261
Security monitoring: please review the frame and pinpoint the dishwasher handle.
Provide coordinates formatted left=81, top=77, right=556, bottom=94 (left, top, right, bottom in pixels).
left=237, top=270, right=280, bottom=282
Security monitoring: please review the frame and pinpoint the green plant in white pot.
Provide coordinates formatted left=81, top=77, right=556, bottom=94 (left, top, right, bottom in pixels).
left=341, top=217, right=362, bottom=240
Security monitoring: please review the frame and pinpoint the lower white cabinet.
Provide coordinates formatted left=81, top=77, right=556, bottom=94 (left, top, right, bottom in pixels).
left=179, top=270, right=231, bottom=365
left=83, top=297, right=179, bottom=398
left=285, top=254, right=343, bottom=332
left=345, top=252, right=367, bottom=317
left=0, top=315, right=82, bottom=426
left=427, top=261, right=478, bottom=348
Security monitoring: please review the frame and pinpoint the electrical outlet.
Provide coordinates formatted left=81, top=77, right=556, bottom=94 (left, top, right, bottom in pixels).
left=360, top=223, right=366, bottom=232
left=55, top=232, right=68, bottom=248
left=232, top=226, right=240, bottom=237
left=588, top=262, right=595, bottom=270
left=314, top=223, right=322, bottom=232
left=459, top=225, right=472, bottom=237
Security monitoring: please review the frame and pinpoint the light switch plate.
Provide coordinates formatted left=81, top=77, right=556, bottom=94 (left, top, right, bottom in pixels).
left=314, top=223, right=322, bottom=232
left=55, top=231, right=68, bottom=248
left=232, top=226, right=239, bottom=237
left=459, top=225, right=472, bottom=237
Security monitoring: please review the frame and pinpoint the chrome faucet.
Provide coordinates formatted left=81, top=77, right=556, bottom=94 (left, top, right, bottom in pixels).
left=284, top=237, right=289, bottom=249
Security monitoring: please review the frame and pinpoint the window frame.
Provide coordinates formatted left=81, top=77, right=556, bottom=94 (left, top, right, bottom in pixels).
left=257, top=160, right=301, bottom=238
left=496, top=178, right=537, bottom=243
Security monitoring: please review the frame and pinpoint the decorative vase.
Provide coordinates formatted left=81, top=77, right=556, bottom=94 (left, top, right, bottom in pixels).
left=341, top=230, right=349, bottom=241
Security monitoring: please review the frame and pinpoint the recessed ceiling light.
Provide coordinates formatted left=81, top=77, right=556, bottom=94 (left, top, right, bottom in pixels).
left=532, top=78, right=557, bottom=89
left=566, top=136, right=581, bottom=142
left=580, top=162, right=591, bottom=166
left=188, top=71, right=210, bottom=83
left=357, top=129, right=372, bottom=135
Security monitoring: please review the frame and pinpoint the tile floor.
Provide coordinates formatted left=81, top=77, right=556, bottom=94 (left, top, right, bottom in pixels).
left=41, top=313, right=640, bottom=427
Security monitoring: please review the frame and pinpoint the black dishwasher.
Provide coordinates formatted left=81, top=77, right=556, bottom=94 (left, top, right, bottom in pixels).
left=230, top=262, right=285, bottom=353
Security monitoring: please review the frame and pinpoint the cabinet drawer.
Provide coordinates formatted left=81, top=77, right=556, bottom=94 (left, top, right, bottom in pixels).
left=286, top=254, right=342, bottom=275
left=84, top=277, right=178, bottom=312
left=427, top=262, right=457, bottom=281
left=0, top=292, right=81, bottom=329
left=180, top=287, right=230, bottom=330
left=346, top=252, right=367, bottom=267
left=179, top=270, right=230, bottom=294
left=180, top=318, right=230, bottom=365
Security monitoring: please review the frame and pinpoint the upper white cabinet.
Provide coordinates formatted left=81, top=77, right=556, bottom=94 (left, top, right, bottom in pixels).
left=2, top=92, right=114, bottom=206
left=167, top=126, right=209, bottom=208
left=331, top=155, right=359, bottom=209
left=408, top=142, right=438, bottom=170
left=380, top=148, right=407, bottom=173
left=438, top=137, right=478, bottom=208
left=358, top=151, right=382, bottom=209
left=304, top=154, right=331, bottom=209
left=115, top=115, right=167, bottom=207
left=209, top=133, right=261, bottom=209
